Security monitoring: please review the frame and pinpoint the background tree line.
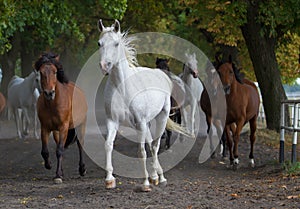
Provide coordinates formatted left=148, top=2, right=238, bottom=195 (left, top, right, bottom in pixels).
left=0, top=0, right=299, bottom=131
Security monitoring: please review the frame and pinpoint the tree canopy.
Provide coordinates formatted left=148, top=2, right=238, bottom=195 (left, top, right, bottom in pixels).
left=0, top=0, right=300, bottom=131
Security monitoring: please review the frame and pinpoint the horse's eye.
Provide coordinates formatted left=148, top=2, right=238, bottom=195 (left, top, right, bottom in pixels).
left=98, top=41, right=103, bottom=47
left=115, top=42, right=119, bottom=47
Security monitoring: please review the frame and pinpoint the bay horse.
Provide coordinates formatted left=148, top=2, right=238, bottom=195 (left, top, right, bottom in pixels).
left=216, top=57, right=260, bottom=170
left=34, top=52, right=87, bottom=183
left=98, top=20, right=190, bottom=191
left=200, top=62, right=227, bottom=158
left=7, top=71, right=41, bottom=139
left=155, top=58, right=184, bottom=149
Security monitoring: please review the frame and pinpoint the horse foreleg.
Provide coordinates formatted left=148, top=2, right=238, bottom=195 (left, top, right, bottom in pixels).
left=232, top=121, right=244, bottom=170
left=41, top=128, right=51, bottom=170
left=105, top=119, right=118, bottom=189
left=249, top=117, right=257, bottom=168
left=54, top=128, right=68, bottom=183
left=225, top=125, right=234, bottom=165
left=13, top=108, right=22, bottom=139
left=33, top=105, right=39, bottom=139
left=190, top=101, right=197, bottom=135
left=22, top=107, right=30, bottom=136
left=180, top=105, right=189, bottom=141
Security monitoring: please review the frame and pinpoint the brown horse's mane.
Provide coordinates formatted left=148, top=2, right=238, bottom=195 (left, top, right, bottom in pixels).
left=34, top=52, right=69, bottom=84
left=216, top=61, right=244, bottom=84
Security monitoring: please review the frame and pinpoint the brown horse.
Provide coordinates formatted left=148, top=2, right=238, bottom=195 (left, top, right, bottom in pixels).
left=0, top=92, right=6, bottom=115
left=34, top=52, right=87, bottom=183
left=200, top=63, right=227, bottom=158
left=216, top=58, right=260, bottom=170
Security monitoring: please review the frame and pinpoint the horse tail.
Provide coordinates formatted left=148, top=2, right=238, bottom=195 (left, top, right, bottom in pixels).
left=166, top=118, right=195, bottom=138
left=64, top=128, right=78, bottom=149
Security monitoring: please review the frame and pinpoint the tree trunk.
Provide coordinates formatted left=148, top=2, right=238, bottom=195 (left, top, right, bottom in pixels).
left=0, top=32, right=21, bottom=95
left=241, top=1, right=286, bottom=132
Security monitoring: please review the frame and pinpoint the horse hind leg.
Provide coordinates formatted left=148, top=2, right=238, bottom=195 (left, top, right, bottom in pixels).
left=136, top=121, right=151, bottom=192
left=248, top=117, right=257, bottom=168
left=75, top=122, right=87, bottom=176
left=149, top=110, right=169, bottom=186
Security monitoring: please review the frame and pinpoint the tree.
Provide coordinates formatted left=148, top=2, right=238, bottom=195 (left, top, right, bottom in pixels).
left=0, top=0, right=127, bottom=93
left=240, top=0, right=300, bottom=131
left=0, top=0, right=84, bottom=92
left=179, top=0, right=300, bottom=131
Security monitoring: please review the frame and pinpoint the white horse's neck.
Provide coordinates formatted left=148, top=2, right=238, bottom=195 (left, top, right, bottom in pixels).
left=109, top=58, right=133, bottom=97
left=182, top=67, right=193, bottom=84
left=23, top=72, right=37, bottom=93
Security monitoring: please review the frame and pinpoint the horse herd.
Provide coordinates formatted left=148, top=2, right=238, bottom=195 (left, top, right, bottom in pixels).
left=0, top=19, right=260, bottom=191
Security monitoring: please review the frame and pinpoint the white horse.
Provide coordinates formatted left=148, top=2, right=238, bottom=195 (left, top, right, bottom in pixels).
left=180, top=53, right=204, bottom=136
left=98, top=19, right=190, bottom=191
left=7, top=71, right=41, bottom=139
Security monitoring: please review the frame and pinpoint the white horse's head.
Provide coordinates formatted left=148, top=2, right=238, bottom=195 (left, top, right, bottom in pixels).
left=97, top=19, right=137, bottom=75
left=184, top=52, right=198, bottom=78
left=33, top=69, right=42, bottom=93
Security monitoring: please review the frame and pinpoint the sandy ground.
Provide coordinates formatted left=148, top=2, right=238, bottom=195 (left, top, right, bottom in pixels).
left=0, top=115, right=299, bottom=209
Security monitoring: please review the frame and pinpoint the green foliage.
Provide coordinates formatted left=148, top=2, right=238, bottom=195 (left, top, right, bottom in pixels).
left=277, top=32, right=300, bottom=84
left=100, top=0, right=127, bottom=20
left=258, top=0, right=300, bottom=37
left=0, top=0, right=84, bottom=54
left=283, top=161, right=300, bottom=177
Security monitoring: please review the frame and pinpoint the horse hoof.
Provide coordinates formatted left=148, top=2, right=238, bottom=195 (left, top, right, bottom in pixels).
left=105, top=179, right=116, bottom=189
left=54, top=178, right=63, bottom=184
left=79, top=166, right=87, bottom=176
left=149, top=178, right=159, bottom=186
left=141, top=185, right=152, bottom=192
left=160, top=180, right=167, bottom=187
left=45, top=163, right=51, bottom=170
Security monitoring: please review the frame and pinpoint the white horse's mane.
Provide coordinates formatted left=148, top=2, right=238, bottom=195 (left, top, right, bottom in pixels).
left=100, top=27, right=138, bottom=68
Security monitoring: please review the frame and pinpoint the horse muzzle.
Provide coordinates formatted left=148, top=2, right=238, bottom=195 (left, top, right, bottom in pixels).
left=223, top=85, right=231, bottom=95
left=192, top=70, right=198, bottom=78
left=44, top=89, right=55, bottom=100
left=100, top=61, right=112, bottom=75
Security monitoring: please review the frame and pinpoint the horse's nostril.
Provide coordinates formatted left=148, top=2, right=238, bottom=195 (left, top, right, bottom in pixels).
left=107, top=62, right=112, bottom=68
left=44, top=90, right=55, bottom=98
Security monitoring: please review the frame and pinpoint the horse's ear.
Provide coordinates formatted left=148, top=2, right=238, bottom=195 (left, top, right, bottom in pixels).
left=156, top=57, right=159, bottom=65
left=215, top=52, right=221, bottom=65
left=98, top=19, right=104, bottom=32
left=113, top=19, right=120, bottom=33
left=55, top=55, right=60, bottom=62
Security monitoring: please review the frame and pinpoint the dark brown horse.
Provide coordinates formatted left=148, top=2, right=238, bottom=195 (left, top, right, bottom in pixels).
left=216, top=57, right=260, bottom=170
left=156, top=58, right=183, bottom=149
left=35, top=52, right=87, bottom=183
left=0, top=92, right=6, bottom=115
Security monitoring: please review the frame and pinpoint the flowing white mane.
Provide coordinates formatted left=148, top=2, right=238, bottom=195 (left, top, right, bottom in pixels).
left=100, top=27, right=138, bottom=68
